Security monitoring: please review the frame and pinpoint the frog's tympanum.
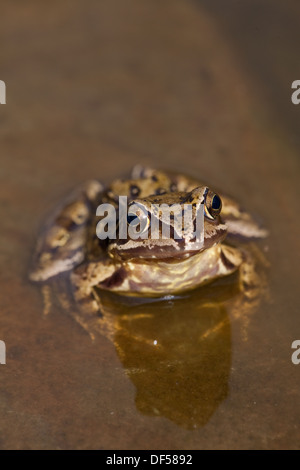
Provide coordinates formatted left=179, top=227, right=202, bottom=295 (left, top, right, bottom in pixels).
left=29, top=166, right=268, bottom=428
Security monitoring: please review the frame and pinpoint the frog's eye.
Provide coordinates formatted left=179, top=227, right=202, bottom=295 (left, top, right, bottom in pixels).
left=204, top=191, right=222, bottom=220
left=127, top=203, right=150, bottom=234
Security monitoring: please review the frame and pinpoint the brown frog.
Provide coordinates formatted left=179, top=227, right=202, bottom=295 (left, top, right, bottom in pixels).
left=29, top=166, right=268, bottom=337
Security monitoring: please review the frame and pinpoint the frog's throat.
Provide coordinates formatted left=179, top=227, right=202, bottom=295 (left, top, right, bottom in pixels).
left=101, top=244, right=243, bottom=296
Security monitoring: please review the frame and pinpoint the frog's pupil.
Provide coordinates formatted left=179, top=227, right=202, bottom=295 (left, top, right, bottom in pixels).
left=127, top=214, right=139, bottom=226
left=212, top=194, right=221, bottom=211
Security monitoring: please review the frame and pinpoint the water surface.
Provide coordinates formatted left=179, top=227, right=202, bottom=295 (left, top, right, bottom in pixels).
left=0, top=0, right=299, bottom=449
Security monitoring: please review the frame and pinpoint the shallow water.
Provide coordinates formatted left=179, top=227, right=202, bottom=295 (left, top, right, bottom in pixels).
left=0, top=0, right=300, bottom=449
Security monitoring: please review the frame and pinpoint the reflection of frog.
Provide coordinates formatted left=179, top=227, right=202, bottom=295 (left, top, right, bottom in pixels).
left=29, top=166, right=268, bottom=336
left=98, top=280, right=236, bottom=429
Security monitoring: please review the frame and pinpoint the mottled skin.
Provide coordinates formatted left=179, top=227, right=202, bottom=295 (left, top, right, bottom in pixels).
left=29, top=166, right=268, bottom=336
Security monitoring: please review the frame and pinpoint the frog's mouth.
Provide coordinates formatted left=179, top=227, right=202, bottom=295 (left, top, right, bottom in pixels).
left=108, top=220, right=227, bottom=261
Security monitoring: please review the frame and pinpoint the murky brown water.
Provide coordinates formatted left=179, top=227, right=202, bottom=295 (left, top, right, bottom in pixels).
left=0, top=0, right=300, bottom=449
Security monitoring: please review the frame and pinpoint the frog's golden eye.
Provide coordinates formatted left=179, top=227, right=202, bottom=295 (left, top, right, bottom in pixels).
left=204, top=191, right=222, bottom=220
left=127, top=204, right=150, bottom=234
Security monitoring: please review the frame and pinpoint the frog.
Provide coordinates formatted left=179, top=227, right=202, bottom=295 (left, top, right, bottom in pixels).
left=29, top=165, right=268, bottom=338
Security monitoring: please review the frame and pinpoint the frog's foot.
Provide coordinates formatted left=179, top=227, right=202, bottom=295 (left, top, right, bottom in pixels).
left=239, top=261, right=262, bottom=302
left=40, top=279, right=71, bottom=317
left=239, top=245, right=269, bottom=302
left=41, top=285, right=53, bottom=316
left=70, top=260, right=117, bottom=339
left=230, top=245, right=269, bottom=340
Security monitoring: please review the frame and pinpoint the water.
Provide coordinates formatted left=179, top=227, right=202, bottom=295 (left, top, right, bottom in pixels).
left=0, top=0, right=299, bottom=449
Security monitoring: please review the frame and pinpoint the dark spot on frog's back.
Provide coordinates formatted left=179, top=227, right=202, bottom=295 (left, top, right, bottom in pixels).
left=100, top=267, right=127, bottom=289
left=155, top=188, right=167, bottom=195
left=130, top=185, right=141, bottom=197
left=56, top=216, right=78, bottom=231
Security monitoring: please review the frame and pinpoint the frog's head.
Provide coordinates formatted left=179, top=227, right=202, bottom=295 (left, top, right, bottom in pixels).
left=108, top=186, right=227, bottom=261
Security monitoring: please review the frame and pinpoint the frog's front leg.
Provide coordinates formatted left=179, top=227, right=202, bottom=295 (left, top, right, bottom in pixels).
left=230, top=244, right=269, bottom=339
left=239, top=245, right=268, bottom=302
left=70, top=259, right=118, bottom=339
